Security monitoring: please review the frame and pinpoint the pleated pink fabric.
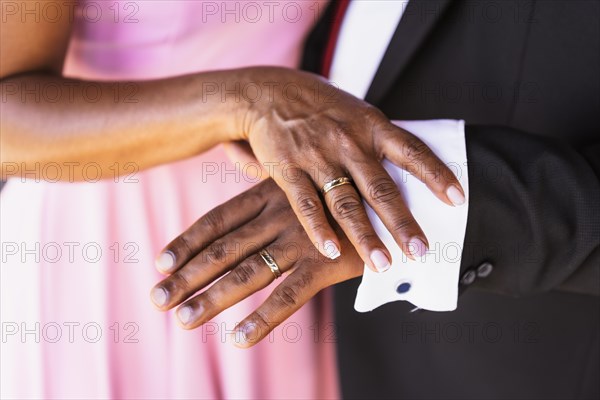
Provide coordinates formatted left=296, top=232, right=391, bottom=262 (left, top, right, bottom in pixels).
left=1, top=1, right=339, bottom=398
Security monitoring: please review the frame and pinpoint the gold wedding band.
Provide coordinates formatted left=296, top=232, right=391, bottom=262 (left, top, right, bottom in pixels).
left=259, top=249, right=282, bottom=279
left=321, top=177, right=353, bottom=194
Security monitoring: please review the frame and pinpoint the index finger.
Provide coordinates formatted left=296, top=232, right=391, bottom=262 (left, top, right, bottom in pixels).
left=155, top=185, right=266, bottom=274
left=270, top=162, right=344, bottom=261
left=376, top=124, right=466, bottom=207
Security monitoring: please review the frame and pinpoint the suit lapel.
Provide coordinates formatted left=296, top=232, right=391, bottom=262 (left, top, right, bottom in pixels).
left=365, top=0, right=453, bottom=105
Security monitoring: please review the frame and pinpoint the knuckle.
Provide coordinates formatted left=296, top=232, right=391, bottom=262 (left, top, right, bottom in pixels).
left=297, top=266, right=325, bottom=290
left=330, top=124, right=363, bottom=153
left=273, top=285, right=301, bottom=308
left=336, top=130, right=362, bottom=153
left=177, top=233, right=194, bottom=256
left=332, top=193, right=363, bottom=219
left=364, top=105, right=386, bottom=120
left=407, top=162, right=441, bottom=183
left=296, top=193, right=322, bottom=218
left=281, top=165, right=304, bottom=184
left=331, top=123, right=352, bottom=142
left=403, top=160, right=423, bottom=179
left=294, top=257, right=316, bottom=271
left=166, top=271, right=192, bottom=294
left=305, top=142, right=325, bottom=160
left=305, top=217, right=327, bottom=234
left=296, top=269, right=315, bottom=288
left=391, top=216, right=416, bottom=234
left=252, top=309, right=274, bottom=331
left=201, top=209, right=225, bottom=233
left=319, top=162, right=339, bottom=181
left=271, top=271, right=314, bottom=309
left=367, top=176, right=400, bottom=204
left=231, top=259, right=261, bottom=287
left=206, top=241, right=228, bottom=264
left=403, top=138, right=431, bottom=161
left=365, top=106, right=388, bottom=134
left=197, top=291, right=218, bottom=311
left=427, top=167, right=443, bottom=183
left=277, top=156, right=299, bottom=173
left=356, top=231, right=379, bottom=247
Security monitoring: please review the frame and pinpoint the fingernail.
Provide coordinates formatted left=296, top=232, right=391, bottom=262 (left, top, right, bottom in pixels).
left=151, top=287, right=168, bottom=307
left=177, top=306, right=192, bottom=325
left=446, top=185, right=465, bottom=206
left=231, top=323, right=256, bottom=348
left=408, top=237, right=428, bottom=258
left=323, top=240, right=341, bottom=259
left=155, top=251, right=175, bottom=273
left=370, top=249, right=391, bottom=272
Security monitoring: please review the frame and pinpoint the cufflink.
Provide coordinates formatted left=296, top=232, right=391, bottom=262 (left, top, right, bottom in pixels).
left=395, top=281, right=412, bottom=294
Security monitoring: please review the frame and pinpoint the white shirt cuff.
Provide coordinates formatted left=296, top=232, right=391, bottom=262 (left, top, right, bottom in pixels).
left=354, top=119, right=469, bottom=312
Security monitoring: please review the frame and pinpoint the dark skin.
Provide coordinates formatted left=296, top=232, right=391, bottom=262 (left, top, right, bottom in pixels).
left=241, top=67, right=466, bottom=270
left=151, top=179, right=364, bottom=348
left=2, top=0, right=464, bottom=269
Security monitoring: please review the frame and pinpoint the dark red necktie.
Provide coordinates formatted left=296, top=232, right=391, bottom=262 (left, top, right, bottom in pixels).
left=321, top=0, right=351, bottom=78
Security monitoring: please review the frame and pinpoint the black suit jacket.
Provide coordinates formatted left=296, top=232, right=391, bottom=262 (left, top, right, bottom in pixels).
left=303, top=1, right=600, bottom=398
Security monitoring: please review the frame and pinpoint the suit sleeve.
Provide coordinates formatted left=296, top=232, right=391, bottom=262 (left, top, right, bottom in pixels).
left=461, top=125, right=600, bottom=297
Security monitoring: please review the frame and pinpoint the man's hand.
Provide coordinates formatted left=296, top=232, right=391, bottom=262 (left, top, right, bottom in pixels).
left=150, top=179, right=363, bottom=348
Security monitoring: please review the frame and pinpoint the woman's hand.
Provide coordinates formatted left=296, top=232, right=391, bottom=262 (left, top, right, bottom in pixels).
left=151, top=179, right=363, bottom=348
left=236, top=67, right=465, bottom=272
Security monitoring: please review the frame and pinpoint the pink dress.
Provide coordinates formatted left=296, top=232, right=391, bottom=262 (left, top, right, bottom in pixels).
left=0, top=1, right=339, bottom=399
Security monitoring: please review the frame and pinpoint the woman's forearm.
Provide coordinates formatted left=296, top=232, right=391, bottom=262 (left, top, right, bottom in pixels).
left=0, top=70, right=249, bottom=181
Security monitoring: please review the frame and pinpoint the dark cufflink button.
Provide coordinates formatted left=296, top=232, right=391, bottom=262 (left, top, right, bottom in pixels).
left=460, top=270, right=477, bottom=286
left=476, top=262, right=493, bottom=278
left=396, top=282, right=412, bottom=294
